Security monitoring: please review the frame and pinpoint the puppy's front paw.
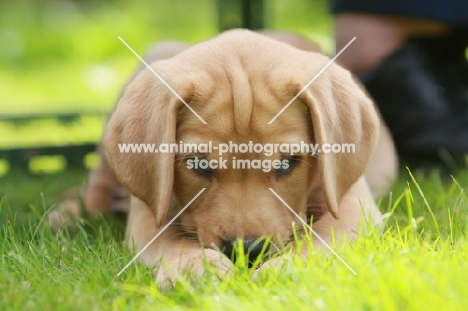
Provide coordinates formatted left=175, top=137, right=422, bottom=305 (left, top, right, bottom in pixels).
left=154, top=249, right=233, bottom=289
left=252, top=254, right=293, bottom=279
left=252, top=243, right=312, bottom=279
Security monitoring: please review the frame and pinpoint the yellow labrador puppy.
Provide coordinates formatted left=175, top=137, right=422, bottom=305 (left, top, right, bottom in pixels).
left=49, top=29, right=397, bottom=286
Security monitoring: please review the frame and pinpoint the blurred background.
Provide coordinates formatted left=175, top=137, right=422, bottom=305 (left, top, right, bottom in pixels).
left=0, top=0, right=332, bottom=218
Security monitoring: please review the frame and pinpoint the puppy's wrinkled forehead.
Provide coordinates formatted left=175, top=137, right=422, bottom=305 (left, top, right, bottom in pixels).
left=206, top=55, right=254, bottom=135
left=171, top=30, right=316, bottom=136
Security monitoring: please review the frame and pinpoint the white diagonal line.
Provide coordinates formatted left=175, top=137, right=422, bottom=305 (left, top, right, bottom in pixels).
left=117, top=188, right=206, bottom=276
left=118, top=36, right=207, bottom=125
left=268, top=188, right=357, bottom=275
left=268, top=37, right=356, bottom=124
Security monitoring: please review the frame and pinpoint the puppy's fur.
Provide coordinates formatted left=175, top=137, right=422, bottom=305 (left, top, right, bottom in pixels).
left=49, top=29, right=397, bottom=286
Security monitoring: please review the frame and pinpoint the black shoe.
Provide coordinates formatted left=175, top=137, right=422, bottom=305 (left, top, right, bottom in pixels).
left=360, top=30, right=468, bottom=163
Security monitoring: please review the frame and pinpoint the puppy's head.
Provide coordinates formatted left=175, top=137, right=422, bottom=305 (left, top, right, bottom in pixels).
left=104, top=29, right=379, bottom=255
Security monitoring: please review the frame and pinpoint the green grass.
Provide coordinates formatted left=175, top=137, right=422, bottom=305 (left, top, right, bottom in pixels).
left=1, top=165, right=468, bottom=310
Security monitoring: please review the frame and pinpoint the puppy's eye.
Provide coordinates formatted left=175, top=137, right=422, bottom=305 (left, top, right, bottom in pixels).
left=276, top=156, right=300, bottom=178
left=194, top=166, right=213, bottom=178
left=185, top=157, right=213, bottom=178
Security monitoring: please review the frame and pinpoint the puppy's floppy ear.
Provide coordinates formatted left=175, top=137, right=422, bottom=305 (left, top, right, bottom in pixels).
left=103, top=65, right=191, bottom=226
left=299, top=62, right=379, bottom=218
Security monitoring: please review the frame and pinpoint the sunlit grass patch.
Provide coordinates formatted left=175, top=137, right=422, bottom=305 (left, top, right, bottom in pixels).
left=0, top=116, right=105, bottom=148
left=28, top=155, right=67, bottom=174
left=0, top=159, right=9, bottom=177
left=1, top=166, right=468, bottom=310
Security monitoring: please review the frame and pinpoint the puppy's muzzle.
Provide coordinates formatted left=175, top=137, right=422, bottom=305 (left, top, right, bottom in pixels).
left=221, top=237, right=268, bottom=266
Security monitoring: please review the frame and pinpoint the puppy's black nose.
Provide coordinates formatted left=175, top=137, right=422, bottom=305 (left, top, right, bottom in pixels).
left=221, top=237, right=266, bottom=265
left=243, top=239, right=265, bottom=262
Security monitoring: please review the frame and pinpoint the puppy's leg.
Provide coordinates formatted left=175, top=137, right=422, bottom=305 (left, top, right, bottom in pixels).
left=84, top=149, right=122, bottom=213
left=311, top=176, right=382, bottom=245
left=365, top=118, right=398, bottom=198
left=256, top=177, right=381, bottom=273
left=48, top=147, right=122, bottom=228
left=126, top=197, right=233, bottom=288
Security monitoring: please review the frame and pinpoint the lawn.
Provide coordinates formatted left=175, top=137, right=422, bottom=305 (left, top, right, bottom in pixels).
left=1, top=166, right=468, bottom=310
left=2, top=0, right=468, bottom=310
